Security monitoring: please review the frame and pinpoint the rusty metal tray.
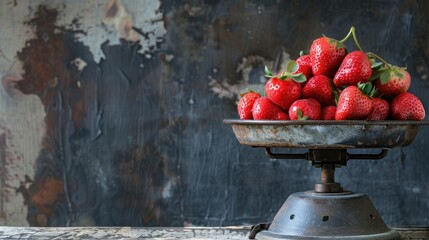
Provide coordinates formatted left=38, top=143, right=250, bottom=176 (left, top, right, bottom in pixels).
left=224, top=120, right=429, bottom=149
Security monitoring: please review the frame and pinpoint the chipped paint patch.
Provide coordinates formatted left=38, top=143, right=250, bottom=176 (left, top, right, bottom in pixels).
left=103, top=0, right=139, bottom=43
left=71, top=58, right=87, bottom=72
left=0, top=0, right=166, bottom=65
left=162, top=181, right=172, bottom=199
left=60, top=0, right=166, bottom=62
left=208, top=76, right=241, bottom=100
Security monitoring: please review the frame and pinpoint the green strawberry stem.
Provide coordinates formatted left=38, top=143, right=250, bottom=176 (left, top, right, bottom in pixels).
left=297, top=109, right=309, bottom=120
left=339, top=26, right=363, bottom=51
left=265, top=62, right=307, bottom=83
left=367, top=52, right=392, bottom=69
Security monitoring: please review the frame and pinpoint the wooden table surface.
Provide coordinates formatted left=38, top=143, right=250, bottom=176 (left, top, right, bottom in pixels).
left=0, top=226, right=428, bottom=239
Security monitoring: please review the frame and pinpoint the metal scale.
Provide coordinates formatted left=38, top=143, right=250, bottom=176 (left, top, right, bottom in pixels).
left=224, top=120, right=428, bottom=240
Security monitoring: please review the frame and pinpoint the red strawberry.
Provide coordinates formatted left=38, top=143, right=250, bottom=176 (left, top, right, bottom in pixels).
left=310, top=37, right=347, bottom=77
left=265, top=77, right=301, bottom=111
left=302, top=75, right=335, bottom=106
left=375, top=67, right=410, bottom=97
left=237, top=91, right=261, bottom=119
left=295, top=54, right=313, bottom=82
left=289, top=98, right=321, bottom=120
left=366, top=98, right=389, bottom=120
left=391, top=92, right=425, bottom=120
left=252, top=97, right=290, bottom=120
left=335, top=83, right=375, bottom=120
left=322, top=106, right=337, bottom=120
left=333, top=51, right=372, bottom=87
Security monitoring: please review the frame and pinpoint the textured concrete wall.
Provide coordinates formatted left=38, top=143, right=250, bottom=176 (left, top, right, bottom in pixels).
left=0, top=0, right=428, bottom=227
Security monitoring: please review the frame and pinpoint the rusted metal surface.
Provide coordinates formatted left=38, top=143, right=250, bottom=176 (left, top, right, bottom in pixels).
left=264, top=148, right=389, bottom=162
left=257, top=192, right=401, bottom=240
left=263, top=148, right=390, bottom=193
left=224, top=120, right=427, bottom=149
left=315, top=163, right=343, bottom=193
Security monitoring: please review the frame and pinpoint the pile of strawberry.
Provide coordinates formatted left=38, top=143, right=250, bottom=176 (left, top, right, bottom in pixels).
left=237, top=27, right=425, bottom=121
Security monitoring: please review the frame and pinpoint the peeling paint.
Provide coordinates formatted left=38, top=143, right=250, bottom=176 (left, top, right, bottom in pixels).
left=103, top=0, right=139, bottom=43
left=208, top=76, right=241, bottom=100
left=0, top=0, right=166, bottom=64
left=164, top=54, right=175, bottom=62
left=71, top=58, right=87, bottom=72
left=162, top=181, right=172, bottom=199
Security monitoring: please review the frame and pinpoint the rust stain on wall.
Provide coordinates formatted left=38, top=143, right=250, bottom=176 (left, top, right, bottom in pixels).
left=16, top=176, right=64, bottom=226
left=10, top=2, right=174, bottom=226
left=17, top=6, right=70, bottom=103
left=12, top=5, right=74, bottom=226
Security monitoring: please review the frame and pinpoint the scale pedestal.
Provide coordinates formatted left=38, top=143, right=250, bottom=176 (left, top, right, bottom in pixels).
left=224, top=120, right=428, bottom=240
left=257, top=192, right=399, bottom=240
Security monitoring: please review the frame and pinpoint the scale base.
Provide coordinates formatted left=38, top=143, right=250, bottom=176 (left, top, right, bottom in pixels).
left=254, top=191, right=400, bottom=240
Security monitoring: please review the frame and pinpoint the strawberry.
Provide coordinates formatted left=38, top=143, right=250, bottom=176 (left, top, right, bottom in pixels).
left=367, top=52, right=411, bottom=97
left=310, top=37, right=347, bottom=77
left=264, top=62, right=306, bottom=111
left=335, top=83, right=375, bottom=120
left=366, top=98, right=390, bottom=120
left=333, top=51, right=372, bottom=87
left=237, top=90, right=261, bottom=119
left=321, top=106, right=337, bottom=120
left=391, top=92, right=425, bottom=120
left=289, top=98, right=321, bottom=120
left=295, top=52, right=313, bottom=82
left=265, top=77, right=301, bottom=111
left=252, top=97, right=290, bottom=120
left=375, top=67, right=410, bottom=97
left=302, top=75, right=335, bottom=106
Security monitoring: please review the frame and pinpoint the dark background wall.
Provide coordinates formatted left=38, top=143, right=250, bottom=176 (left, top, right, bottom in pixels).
left=0, top=0, right=428, bottom=227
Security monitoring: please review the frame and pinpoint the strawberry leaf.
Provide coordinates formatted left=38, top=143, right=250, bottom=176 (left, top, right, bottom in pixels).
left=369, top=87, right=378, bottom=98
left=393, top=69, right=404, bottom=79
left=328, top=37, right=345, bottom=49
left=297, top=109, right=303, bottom=118
left=380, top=70, right=391, bottom=85
left=290, top=73, right=307, bottom=83
left=296, top=109, right=309, bottom=120
left=336, top=41, right=345, bottom=49
left=371, top=62, right=383, bottom=71
left=264, top=66, right=273, bottom=78
left=369, top=71, right=383, bottom=81
left=299, top=50, right=306, bottom=56
left=333, top=90, right=340, bottom=106
left=358, top=82, right=373, bottom=95
left=286, top=60, right=299, bottom=73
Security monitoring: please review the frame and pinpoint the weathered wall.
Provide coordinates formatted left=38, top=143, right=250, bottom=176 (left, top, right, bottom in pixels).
left=0, top=0, right=428, bottom=227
